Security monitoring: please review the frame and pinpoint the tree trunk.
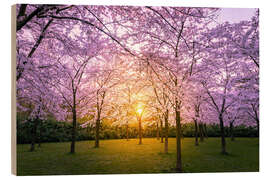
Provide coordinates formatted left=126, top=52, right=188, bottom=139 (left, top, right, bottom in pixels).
left=70, top=107, right=77, bottom=153
left=230, top=122, right=235, bottom=141
left=126, top=124, right=129, bottom=141
left=175, top=108, right=182, bottom=172
left=95, top=113, right=101, bottom=148
left=156, top=121, right=160, bottom=140
left=174, top=77, right=182, bottom=172
left=164, top=109, right=169, bottom=153
left=194, top=119, right=199, bottom=146
left=38, top=123, right=42, bottom=148
left=138, top=116, right=142, bottom=145
left=253, top=104, right=259, bottom=137
left=203, top=123, right=208, bottom=139
left=30, top=117, right=38, bottom=152
left=256, top=119, right=259, bottom=137
left=219, top=114, right=227, bottom=154
left=199, top=123, right=204, bottom=142
left=160, top=119, right=164, bottom=143
left=70, top=90, right=77, bottom=154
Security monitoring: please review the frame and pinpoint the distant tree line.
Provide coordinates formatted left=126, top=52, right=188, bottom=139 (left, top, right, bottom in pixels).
left=17, top=116, right=258, bottom=144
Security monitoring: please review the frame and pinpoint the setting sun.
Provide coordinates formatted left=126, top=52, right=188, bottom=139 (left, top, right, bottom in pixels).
left=136, top=108, right=143, bottom=115
left=136, top=103, right=144, bottom=115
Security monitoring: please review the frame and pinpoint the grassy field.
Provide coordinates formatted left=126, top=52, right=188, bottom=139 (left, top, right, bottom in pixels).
left=17, top=137, right=259, bottom=175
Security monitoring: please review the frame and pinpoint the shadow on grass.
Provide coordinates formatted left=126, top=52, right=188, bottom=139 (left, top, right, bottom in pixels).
left=23, top=148, right=42, bottom=153
left=169, top=167, right=187, bottom=173
left=66, top=152, right=76, bottom=155
left=220, top=152, right=238, bottom=157
left=90, top=145, right=105, bottom=149
left=157, top=152, right=174, bottom=156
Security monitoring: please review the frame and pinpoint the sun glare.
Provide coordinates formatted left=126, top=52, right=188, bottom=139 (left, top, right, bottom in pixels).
left=136, top=103, right=144, bottom=115
left=136, top=108, right=143, bottom=115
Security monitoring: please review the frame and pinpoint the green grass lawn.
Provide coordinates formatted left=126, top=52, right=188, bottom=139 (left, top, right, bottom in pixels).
left=17, top=137, right=259, bottom=175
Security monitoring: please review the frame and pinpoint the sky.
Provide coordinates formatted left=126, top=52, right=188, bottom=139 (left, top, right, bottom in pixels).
left=218, top=8, right=257, bottom=23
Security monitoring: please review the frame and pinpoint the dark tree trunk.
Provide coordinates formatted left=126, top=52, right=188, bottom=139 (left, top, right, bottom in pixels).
left=164, top=109, right=169, bottom=153
left=120, top=126, right=122, bottom=139
left=252, top=103, right=259, bottom=137
left=70, top=107, right=77, bottom=153
left=160, top=119, right=164, bottom=143
left=138, top=116, right=142, bottom=144
left=156, top=121, right=160, bottom=140
left=30, top=117, right=39, bottom=152
left=38, top=123, right=42, bottom=148
left=203, top=123, right=208, bottom=139
left=175, top=108, right=182, bottom=172
left=194, top=119, right=199, bottom=146
left=199, top=123, right=204, bottom=142
left=230, top=122, right=235, bottom=141
left=126, top=124, right=129, bottom=141
left=256, top=119, right=259, bottom=137
left=174, top=77, right=182, bottom=172
left=95, top=114, right=101, bottom=148
left=70, top=91, right=77, bottom=154
left=219, top=114, right=227, bottom=154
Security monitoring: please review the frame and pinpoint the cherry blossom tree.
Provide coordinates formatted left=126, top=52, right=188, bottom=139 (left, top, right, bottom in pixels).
left=16, top=4, right=259, bottom=172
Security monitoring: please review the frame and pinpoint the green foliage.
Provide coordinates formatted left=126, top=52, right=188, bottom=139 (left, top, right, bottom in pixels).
left=17, top=138, right=259, bottom=175
left=17, top=114, right=73, bottom=144
left=17, top=112, right=258, bottom=144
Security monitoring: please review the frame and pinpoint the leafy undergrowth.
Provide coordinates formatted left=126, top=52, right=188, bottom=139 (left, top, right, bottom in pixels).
left=17, top=137, right=259, bottom=175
